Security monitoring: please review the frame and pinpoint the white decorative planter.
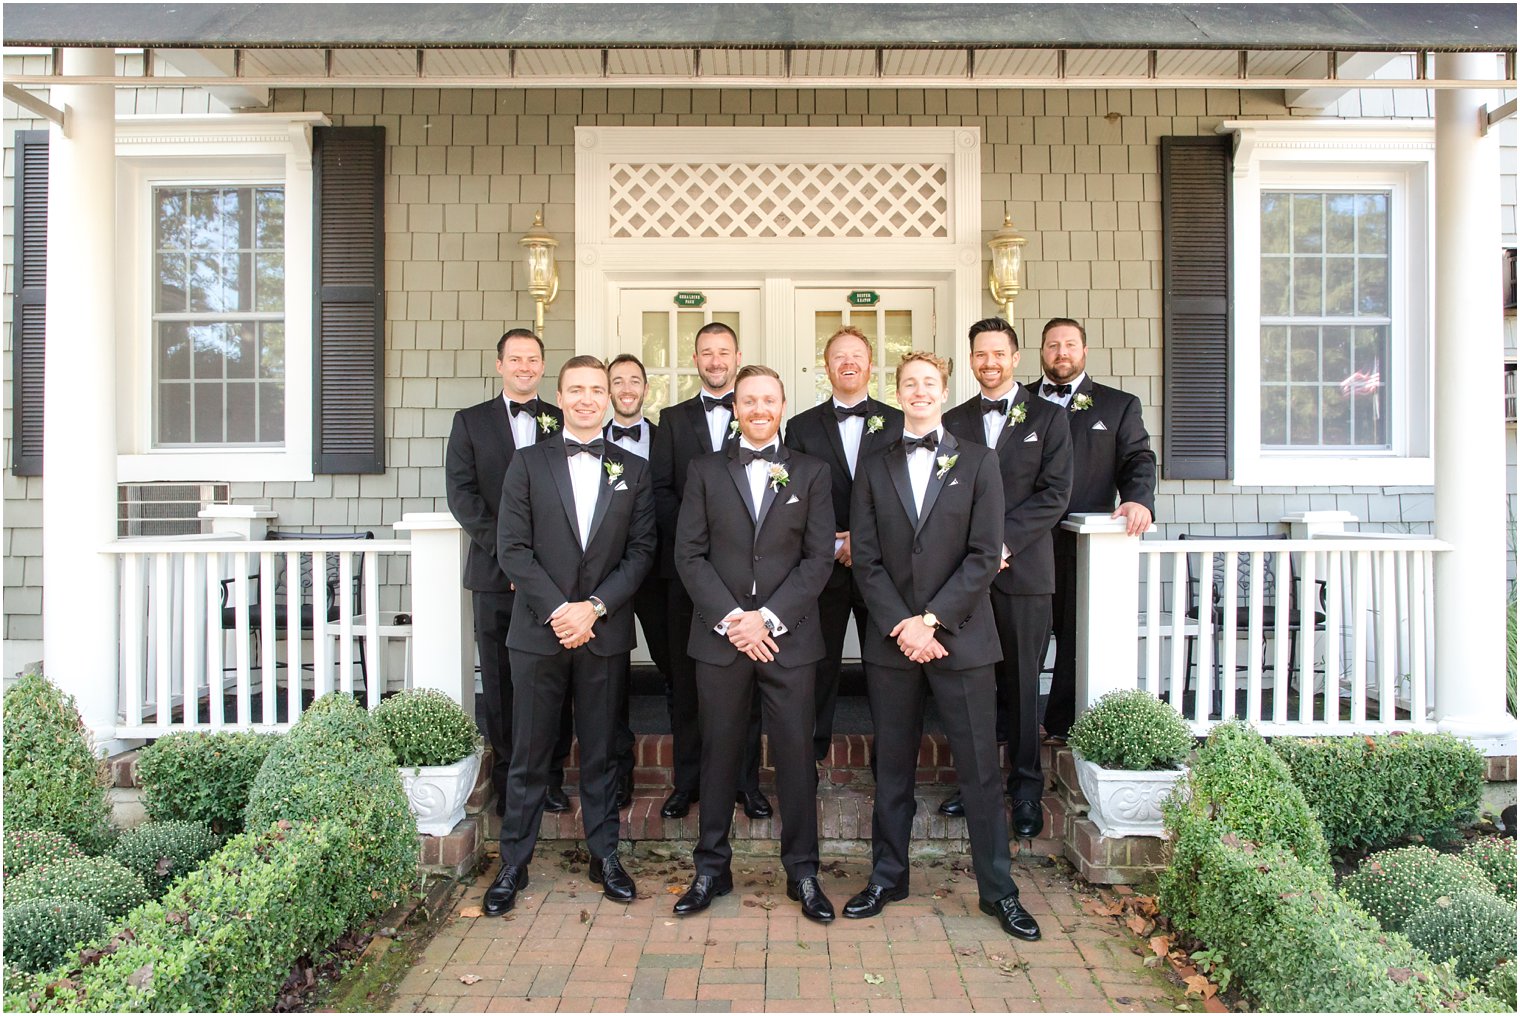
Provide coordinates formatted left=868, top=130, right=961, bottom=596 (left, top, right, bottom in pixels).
left=399, top=750, right=482, bottom=836
left=1072, top=753, right=1188, bottom=839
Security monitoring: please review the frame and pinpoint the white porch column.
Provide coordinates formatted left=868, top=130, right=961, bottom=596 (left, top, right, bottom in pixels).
left=1063, top=513, right=1143, bottom=716
left=41, top=49, right=119, bottom=748
left=394, top=513, right=474, bottom=719
left=1432, top=53, right=1512, bottom=752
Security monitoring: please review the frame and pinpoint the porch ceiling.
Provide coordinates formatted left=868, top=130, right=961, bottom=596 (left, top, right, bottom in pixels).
left=4, top=3, right=1514, bottom=91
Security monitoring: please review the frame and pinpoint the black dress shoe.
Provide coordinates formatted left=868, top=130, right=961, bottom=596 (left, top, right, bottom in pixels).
left=736, top=789, right=772, bottom=819
left=1011, top=799, right=1043, bottom=838
left=482, top=864, right=529, bottom=917
left=673, top=872, right=733, bottom=915
left=589, top=853, right=637, bottom=903
left=543, top=784, right=570, bottom=813
left=661, top=788, right=697, bottom=818
left=980, top=893, right=1041, bottom=941
left=614, top=771, right=634, bottom=810
left=842, top=881, right=909, bottom=919
left=938, top=793, right=965, bottom=817
left=787, top=876, right=836, bottom=923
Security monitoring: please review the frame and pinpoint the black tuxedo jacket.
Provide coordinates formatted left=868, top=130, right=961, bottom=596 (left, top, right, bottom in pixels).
left=602, top=418, right=659, bottom=460
left=445, top=396, right=564, bottom=592
left=651, top=395, right=738, bottom=579
left=496, top=436, right=656, bottom=657
left=1035, top=377, right=1156, bottom=536
left=673, top=444, right=835, bottom=667
left=850, top=430, right=1005, bottom=671
left=943, top=385, right=1072, bottom=596
left=782, top=396, right=903, bottom=533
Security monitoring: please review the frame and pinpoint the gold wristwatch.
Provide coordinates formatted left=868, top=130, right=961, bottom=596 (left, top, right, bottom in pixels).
left=920, top=611, right=939, bottom=630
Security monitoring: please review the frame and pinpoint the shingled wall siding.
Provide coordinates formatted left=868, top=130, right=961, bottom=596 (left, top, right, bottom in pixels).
left=6, top=70, right=1512, bottom=643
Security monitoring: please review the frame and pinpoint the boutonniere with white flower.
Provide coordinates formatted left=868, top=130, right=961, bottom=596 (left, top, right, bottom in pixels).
left=935, top=453, right=958, bottom=480
left=604, top=460, right=624, bottom=486
left=1070, top=394, right=1093, bottom=412
left=729, top=420, right=740, bottom=438
left=866, top=415, right=884, bottom=434
left=767, top=463, right=790, bottom=492
left=537, top=413, right=558, bottom=434
left=1006, top=402, right=1027, bottom=425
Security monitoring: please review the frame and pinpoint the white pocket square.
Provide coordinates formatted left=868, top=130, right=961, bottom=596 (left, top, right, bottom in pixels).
left=615, top=481, right=629, bottom=491
left=949, top=478, right=961, bottom=486
left=1023, top=432, right=1039, bottom=443
left=786, top=494, right=800, bottom=504
left=1091, top=420, right=1108, bottom=431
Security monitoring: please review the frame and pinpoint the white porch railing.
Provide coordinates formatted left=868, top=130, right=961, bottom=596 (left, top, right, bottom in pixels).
left=1070, top=514, right=1455, bottom=738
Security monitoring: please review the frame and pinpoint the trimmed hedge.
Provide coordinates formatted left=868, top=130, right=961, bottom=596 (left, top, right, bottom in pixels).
left=1067, top=688, right=1193, bottom=771
left=1272, top=733, right=1484, bottom=854
left=3, top=830, right=84, bottom=881
left=1463, top=837, right=1519, bottom=903
left=107, top=822, right=219, bottom=899
left=1404, top=888, right=1518, bottom=983
left=374, top=688, right=481, bottom=768
left=1341, top=845, right=1497, bottom=934
left=2, top=674, right=112, bottom=853
left=3, top=900, right=107, bottom=976
left=6, top=857, right=149, bottom=921
left=134, top=731, right=279, bottom=837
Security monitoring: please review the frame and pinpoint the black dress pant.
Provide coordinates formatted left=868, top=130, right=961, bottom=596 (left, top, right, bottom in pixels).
left=474, top=591, right=571, bottom=807
left=694, top=657, right=819, bottom=881
left=990, top=590, right=1052, bottom=803
left=1041, top=547, right=1080, bottom=740
left=500, top=646, right=622, bottom=866
left=814, top=564, right=868, bottom=760
left=865, top=661, right=1016, bottom=906
left=666, top=582, right=760, bottom=796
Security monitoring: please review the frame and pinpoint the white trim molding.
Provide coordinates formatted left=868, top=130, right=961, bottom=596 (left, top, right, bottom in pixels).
left=1221, top=119, right=1435, bottom=487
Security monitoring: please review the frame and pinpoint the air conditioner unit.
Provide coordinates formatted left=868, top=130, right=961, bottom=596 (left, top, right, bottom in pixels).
left=117, top=483, right=230, bottom=538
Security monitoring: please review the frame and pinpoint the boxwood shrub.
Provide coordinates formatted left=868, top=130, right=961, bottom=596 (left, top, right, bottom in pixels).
left=1463, top=837, right=1518, bottom=903
left=373, top=688, right=481, bottom=768
left=1486, top=963, right=1516, bottom=1010
left=1272, top=733, right=1484, bottom=854
left=134, top=730, right=279, bottom=837
left=6, top=856, right=148, bottom=920
left=3, top=830, right=83, bottom=881
left=1404, top=888, right=1518, bottom=983
left=2, top=674, right=112, bottom=853
left=2, top=899, right=107, bottom=975
left=1067, top=688, right=1193, bottom=771
left=106, top=821, right=219, bottom=898
left=1341, top=845, right=1497, bottom=933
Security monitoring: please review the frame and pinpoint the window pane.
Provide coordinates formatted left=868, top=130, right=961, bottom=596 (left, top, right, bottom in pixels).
left=225, top=382, right=257, bottom=443
left=260, top=323, right=285, bottom=380
left=883, top=311, right=914, bottom=368
left=259, top=384, right=284, bottom=443
left=1260, top=193, right=1290, bottom=254
left=641, top=311, right=669, bottom=369
left=1324, top=257, right=1355, bottom=316
left=254, top=253, right=284, bottom=312
left=191, top=323, right=226, bottom=379
left=675, top=374, right=701, bottom=405
left=1261, top=386, right=1287, bottom=445
left=1322, top=326, right=1350, bottom=380
left=218, top=188, right=245, bottom=247
left=1260, top=257, right=1290, bottom=317
left=1325, top=194, right=1356, bottom=254
left=642, top=375, right=671, bottom=424
left=1356, top=193, right=1388, bottom=254
left=156, top=189, right=186, bottom=249
left=187, top=190, right=222, bottom=250
left=226, top=322, right=256, bottom=379
left=255, top=189, right=285, bottom=249
left=1323, top=383, right=1351, bottom=445
left=1289, top=387, right=1319, bottom=444
left=158, top=322, right=190, bottom=380
left=711, top=311, right=741, bottom=344
left=193, top=383, right=224, bottom=443
left=1289, top=326, right=1320, bottom=383
left=675, top=311, right=703, bottom=364
left=158, top=384, right=191, bottom=444
left=156, top=253, right=187, bottom=313
left=1260, top=326, right=1288, bottom=380
left=1292, top=257, right=1322, bottom=315
left=188, top=255, right=221, bottom=312
left=1358, top=257, right=1388, bottom=315
left=1291, top=194, right=1323, bottom=253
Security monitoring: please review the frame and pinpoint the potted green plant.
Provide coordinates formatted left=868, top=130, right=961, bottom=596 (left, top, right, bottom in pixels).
left=373, top=689, right=484, bottom=836
left=1067, top=689, right=1194, bottom=838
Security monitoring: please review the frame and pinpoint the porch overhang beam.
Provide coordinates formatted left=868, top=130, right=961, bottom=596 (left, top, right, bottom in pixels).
left=2, top=83, right=66, bottom=131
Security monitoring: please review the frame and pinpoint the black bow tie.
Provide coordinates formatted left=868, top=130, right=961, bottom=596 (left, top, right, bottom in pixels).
left=834, top=402, right=868, bottom=421
left=902, top=432, right=939, bottom=453
left=508, top=399, right=538, bottom=417
left=738, top=445, right=778, bottom=466
left=980, top=398, right=1008, bottom=415
left=1043, top=382, right=1072, bottom=397
left=609, top=424, right=641, bottom=442
left=702, top=393, right=735, bottom=413
left=564, top=438, right=605, bottom=458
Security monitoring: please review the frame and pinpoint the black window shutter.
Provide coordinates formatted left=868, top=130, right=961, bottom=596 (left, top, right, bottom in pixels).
left=11, top=130, right=48, bottom=476
left=1160, top=135, right=1232, bottom=480
left=313, top=125, right=385, bottom=474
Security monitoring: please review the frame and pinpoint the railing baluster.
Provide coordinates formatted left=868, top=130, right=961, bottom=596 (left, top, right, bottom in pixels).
left=1323, top=551, right=1342, bottom=729
left=1351, top=551, right=1370, bottom=725
left=1410, top=551, right=1428, bottom=723
left=364, top=551, right=381, bottom=709
left=1377, top=550, right=1397, bottom=723
left=233, top=552, right=252, bottom=728
left=286, top=550, right=304, bottom=724
left=309, top=550, right=330, bottom=700
left=182, top=554, right=200, bottom=730
left=1195, top=550, right=1215, bottom=725
left=1394, top=551, right=1411, bottom=712
left=1168, top=551, right=1187, bottom=713
left=122, top=554, right=145, bottom=728
left=260, top=552, right=278, bottom=727
left=1271, top=549, right=1290, bottom=726
left=338, top=552, right=355, bottom=696
left=1220, top=550, right=1238, bottom=720
left=207, top=550, right=224, bottom=730
left=1297, top=546, right=1315, bottom=724
left=1143, top=552, right=1161, bottom=693
left=155, top=553, right=174, bottom=731
left=1246, top=551, right=1264, bottom=726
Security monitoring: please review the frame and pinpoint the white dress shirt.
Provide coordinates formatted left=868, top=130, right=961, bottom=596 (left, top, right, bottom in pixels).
left=1039, top=372, right=1086, bottom=409
left=704, top=392, right=735, bottom=452
left=606, top=418, right=651, bottom=460
left=834, top=399, right=867, bottom=477
left=903, top=427, right=941, bottom=516
left=505, top=394, right=539, bottom=449
left=566, top=441, right=602, bottom=549
left=717, top=437, right=787, bottom=638
left=981, top=382, right=1020, bottom=446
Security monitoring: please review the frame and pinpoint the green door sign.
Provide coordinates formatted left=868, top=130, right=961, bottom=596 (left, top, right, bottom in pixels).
left=673, top=291, right=707, bottom=308
left=847, top=290, right=880, bottom=307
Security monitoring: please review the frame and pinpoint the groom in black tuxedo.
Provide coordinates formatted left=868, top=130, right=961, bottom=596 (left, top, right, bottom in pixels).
left=845, top=351, right=1039, bottom=941
left=782, top=325, right=902, bottom=760
left=672, top=365, right=837, bottom=923
left=1035, top=318, right=1156, bottom=739
left=485, top=355, right=656, bottom=916
left=940, top=318, right=1072, bottom=839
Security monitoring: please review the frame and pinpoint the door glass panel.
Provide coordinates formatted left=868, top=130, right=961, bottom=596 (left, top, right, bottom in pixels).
left=641, top=311, right=669, bottom=370
left=642, top=375, right=672, bottom=423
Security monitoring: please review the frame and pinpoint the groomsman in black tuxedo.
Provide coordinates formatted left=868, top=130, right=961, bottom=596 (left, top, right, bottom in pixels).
left=672, top=365, right=837, bottom=923
left=485, top=355, right=656, bottom=916
left=649, top=323, right=765, bottom=821
left=445, top=328, right=574, bottom=817
left=602, top=353, right=672, bottom=809
left=845, top=351, right=1039, bottom=941
left=940, top=318, right=1072, bottom=839
left=782, top=326, right=903, bottom=760
left=1035, top=318, right=1156, bottom=740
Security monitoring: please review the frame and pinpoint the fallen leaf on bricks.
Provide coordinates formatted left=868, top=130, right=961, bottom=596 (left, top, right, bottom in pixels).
left=458, top=906, right=483, bottom=919
left=863, top=973, right=885, bottom=985
left=579, top=910, right=590, bottom=924
left=1149, top=935, right=1171, bottom=958
left=458, top=974, right=482, bottom=985
left=1126, top=915, right=1152, bottom=936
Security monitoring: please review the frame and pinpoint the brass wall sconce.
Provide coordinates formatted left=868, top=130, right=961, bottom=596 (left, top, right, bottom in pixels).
left=518, top=209, right=559, bottom=333
left=987, top=214, right=1028, bottom=320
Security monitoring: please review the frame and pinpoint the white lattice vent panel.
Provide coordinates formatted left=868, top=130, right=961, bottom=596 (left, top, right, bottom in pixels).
left=607, top=162, right=950, bottom=239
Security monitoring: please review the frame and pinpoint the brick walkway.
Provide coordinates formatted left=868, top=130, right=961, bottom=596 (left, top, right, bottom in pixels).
left=391, top=847, right=1200, bottom=1013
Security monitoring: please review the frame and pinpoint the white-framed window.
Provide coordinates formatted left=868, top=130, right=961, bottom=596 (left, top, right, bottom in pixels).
left=1226, top=120, right=1433, bottom=486
left=115, top=114, right=325, bottom=483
